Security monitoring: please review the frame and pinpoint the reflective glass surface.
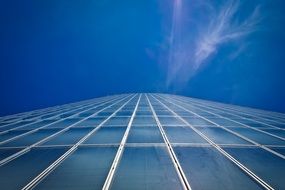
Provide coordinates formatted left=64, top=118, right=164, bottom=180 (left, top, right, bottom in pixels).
left=110, top=146, right=184, bottom=190
left=34, top=147, right=117, bottom=190
left=0, top=93, right=284, bottom=190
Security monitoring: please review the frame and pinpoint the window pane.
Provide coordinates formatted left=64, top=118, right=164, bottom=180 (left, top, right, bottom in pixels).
left=110, top=146, right=183, bottom=190
left=263, top=129, right=285, bottom=139
left=230, top=128, right=285, bottom=145
left=20, top=119, right=58, bottom=130
left=84, top=127, right=126, bottom=144
left=104, top=117, right=130, bottom=126
left=132, top=116, right=156, bottom=126
left=164, top=127, right=208, bottom=144
left=46, top=119, right=81, bottom=129
left=197, top=127, right=251, bottom=145
left=75, top=117, right=106, bottom=127
left=182, top=117, right=213, bottom=126
left=271, top=147, right=285, bottom=156
left=34, top=147, right=117, bottom=190
left=0, top=130, right=31, bottom=142
left=0, top=148, right=23, bottom=160
left=42, top=128, right=93, bottom=145
left=0, top=147, right=67, bottom=189
left=0, top=121, right=35, bottom=132
left=127, top=127, right=163, bottom=143
left=158, top=117, right=185, bottom=126
left=1, top=129, right=61, bottom=147
left=174, top=147, right=262, bottom=190
left=225, top=147, right=285, bottom=189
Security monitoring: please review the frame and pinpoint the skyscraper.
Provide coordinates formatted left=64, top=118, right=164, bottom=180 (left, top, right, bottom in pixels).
left=0, top=93, right=284, bottom=189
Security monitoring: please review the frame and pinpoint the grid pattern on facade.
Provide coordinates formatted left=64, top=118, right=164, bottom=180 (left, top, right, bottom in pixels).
left=0, top=93, right=284, bottom=190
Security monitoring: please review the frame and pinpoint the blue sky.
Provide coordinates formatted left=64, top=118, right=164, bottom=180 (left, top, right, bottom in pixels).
left=0, top=0, right=285, bottom=116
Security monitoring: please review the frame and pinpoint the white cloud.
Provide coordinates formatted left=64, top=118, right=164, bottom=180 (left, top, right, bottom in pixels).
left=194, top=0, right=261, bottom=67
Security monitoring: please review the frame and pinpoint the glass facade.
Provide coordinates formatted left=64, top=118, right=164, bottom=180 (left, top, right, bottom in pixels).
left=0, top=93, right=284, bottom=189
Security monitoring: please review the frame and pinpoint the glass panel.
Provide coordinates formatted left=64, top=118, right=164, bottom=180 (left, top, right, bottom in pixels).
left=19, top=119, right=58, bottom=130
left=241, top=122, right=271, bottom=128
left=75, top=117, right=106, bottom=127
left=46, top=119, right=81, bottom=129
left=42, top=128, right=93, bottom=145
left=97, top=111, right=113, bottom=116
left=263, top=129, right=285, bottom=139
left=225, top=147, right=285, bottom=189
left=174, top=147, right=262, bottom=190
left=230, top=128, right=285, bottom=145
left=110, top=146, right=183, bottom=190
left=0, top=130, right=31, bottom=142
left=0, top=147, right=67, bottom=189
left=206, top=118, right=238, bottom=126
left=104, top=117, right=130, bottom=126
left=164, top=127, right=208, bottom=144
left=182, top=117, right=213, bottom=126
left=271, top=147, right=285, bottom=156
left=34, top=147, right=117, bottom=190
left=115, top=111, right=133, bottom=116
left=84, top=127, right=126, bottom=144
left=1, top=129, right=61, bottom=147
left=0, top=148, right=23, bottom=160
left=268, top=123, right=285, bottom=129
left=127, top=127, right=163, bottom=143
left=0, top=121, right=35, bottom=132
left=158, top=117, right=185, bottom=126
left=132, top=116, right=156, bottom=125
left=197, top=127, right=251, bottom=145
left=153, top=110, right=173, bottom=116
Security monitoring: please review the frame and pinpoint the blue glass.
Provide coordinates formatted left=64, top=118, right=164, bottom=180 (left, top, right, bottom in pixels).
left=135, top=111, right=153, bottom=116
left=268, top=123, right=285, bottom=129
left=132, top=116, right=156, bottom=125
left=0, top=121, right=35, bottom=132
left=77, top=112, right=96, bottom=118
left=206, top=118, right=239, bottom=126
left=75, top=117, right=106, bottom=127
left=84, top=127, right=126, bottom=144
left=263, top=129, right=285, bottom=138
left=271, top=147, right=285, bottom=156
left=0, top=122, right=10, bottom=126
left=174, top=147, right=262, bottom=190
left=158, top=117, right=185, bottom=126
left=0, top=148, right=23, bottom=160
left=127, top=127, right=163, bottom=143
left=197, top=127, right=251, bottom=144
left=110, top=146, right=184, bottom=190
left=230, top=128, right=285, bottom=145
left=34, top=147, right=117, bottom=190
left=115, top=111, right=133, bottom=116
left=0, top=147, right=67, bottom=189
left=240, top=122, right=272, bottom=128
left=225, top=147, right=285, bottom=189
left=104, top=117, right=130, bottom=125
left=42, top=128, right=93, bottom=145
left=1, top=129, right=61, bottom=147
left=19, top=119, right=58, bottom=130
left=164, top=126, right=208, bottom=144
left=155, top=110, right=174, bottom=116
left=182, top=117, right=213, bottom=126
left=41, top=113, right=59, bottom=119
left=46, top=118, right=81, bottom=129
left=0, top=130, right=31, bottom=142
left=97, top=111, right=113, bottom=116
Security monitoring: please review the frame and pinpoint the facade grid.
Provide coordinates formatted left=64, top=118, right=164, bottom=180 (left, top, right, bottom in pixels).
left=0, top=93, right=284, bottom=190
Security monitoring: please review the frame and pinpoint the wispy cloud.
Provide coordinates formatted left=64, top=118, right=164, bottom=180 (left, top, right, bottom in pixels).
left=194, top=0, right=261, bottom=67
left=159, top=0, right=262, bottom=88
